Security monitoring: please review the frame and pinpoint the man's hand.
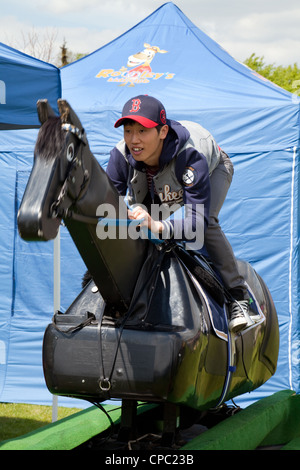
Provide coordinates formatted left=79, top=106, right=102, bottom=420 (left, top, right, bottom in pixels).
left=128, top=206, right=163, bottom=234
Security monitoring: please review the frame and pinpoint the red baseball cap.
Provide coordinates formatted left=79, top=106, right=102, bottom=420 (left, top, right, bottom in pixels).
left=114, top=95, right=167, bottom=128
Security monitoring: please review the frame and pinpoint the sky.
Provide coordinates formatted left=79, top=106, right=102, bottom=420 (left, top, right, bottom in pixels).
left=1, top=0, right=300, bottom=67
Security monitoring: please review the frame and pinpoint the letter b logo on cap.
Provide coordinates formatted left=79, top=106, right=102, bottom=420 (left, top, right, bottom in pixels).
left=130, top=98, right=141, bottom=113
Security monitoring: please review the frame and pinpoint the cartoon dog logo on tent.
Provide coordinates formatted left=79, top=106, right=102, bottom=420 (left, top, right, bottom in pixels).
left=96, top=43, right=175, bottom=86
left=122, top=43, right=167, bottom=86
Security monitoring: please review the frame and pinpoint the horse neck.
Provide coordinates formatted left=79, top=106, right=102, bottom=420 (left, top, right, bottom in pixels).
left=74, top=148, right=122, bottom=216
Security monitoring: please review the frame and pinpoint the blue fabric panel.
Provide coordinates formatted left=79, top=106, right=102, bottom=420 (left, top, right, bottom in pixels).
left=0, top=42, right=60, bottom=126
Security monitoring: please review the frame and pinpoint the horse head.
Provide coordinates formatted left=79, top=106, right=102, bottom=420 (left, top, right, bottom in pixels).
left=18, top=99, right=91, bottom=241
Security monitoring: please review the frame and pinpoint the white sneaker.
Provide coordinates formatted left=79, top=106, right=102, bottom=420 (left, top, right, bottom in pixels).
left=228, top=300, right=249, bottom=333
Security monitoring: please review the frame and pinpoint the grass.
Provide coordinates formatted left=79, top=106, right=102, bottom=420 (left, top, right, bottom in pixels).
left=0, top=402, right=83, bottom=442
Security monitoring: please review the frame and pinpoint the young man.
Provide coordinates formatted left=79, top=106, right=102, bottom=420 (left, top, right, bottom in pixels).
left=107, top=94, right=251, bottom=332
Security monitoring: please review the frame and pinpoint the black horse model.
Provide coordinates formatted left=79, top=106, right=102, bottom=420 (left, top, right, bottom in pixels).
left=18, top=99, right=279, bottom=441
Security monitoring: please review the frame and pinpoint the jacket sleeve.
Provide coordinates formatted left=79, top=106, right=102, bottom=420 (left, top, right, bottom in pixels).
left=162, top=147, right=211, bottom=249
left=106, top=146, right=129, bottom=196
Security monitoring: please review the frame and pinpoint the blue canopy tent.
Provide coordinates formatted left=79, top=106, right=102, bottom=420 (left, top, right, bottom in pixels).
left=0, top=43, right=86, bottom=407
left=61, top=2, right=300, bottom=407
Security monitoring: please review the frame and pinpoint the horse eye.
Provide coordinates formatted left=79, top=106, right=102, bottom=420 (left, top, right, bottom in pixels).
left=66, top=143, right=74, bottom=161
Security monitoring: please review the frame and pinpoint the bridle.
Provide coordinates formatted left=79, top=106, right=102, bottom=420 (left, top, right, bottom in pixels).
left=50, top=123, right=98, bottom=224
left=61, top=122, right=87, bottom=143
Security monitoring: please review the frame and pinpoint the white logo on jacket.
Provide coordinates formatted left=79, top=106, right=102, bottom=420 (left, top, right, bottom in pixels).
left=182, top=167, right=195, bottom=186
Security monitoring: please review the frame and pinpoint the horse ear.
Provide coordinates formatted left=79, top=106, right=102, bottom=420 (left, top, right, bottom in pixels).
left=37, top=99, right=57, bottom=124
left=58, top=99, right=83, bottom=130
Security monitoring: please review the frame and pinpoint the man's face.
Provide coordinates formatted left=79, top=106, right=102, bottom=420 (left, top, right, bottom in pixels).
left=124, top=121, right=168, bottom=167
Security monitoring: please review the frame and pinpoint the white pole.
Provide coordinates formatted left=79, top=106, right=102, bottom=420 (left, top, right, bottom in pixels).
left=52, top=228, right=60, bottom=422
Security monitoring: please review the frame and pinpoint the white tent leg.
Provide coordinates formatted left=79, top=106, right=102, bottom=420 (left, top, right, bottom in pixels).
left=52, top=229, right=60, bottom=422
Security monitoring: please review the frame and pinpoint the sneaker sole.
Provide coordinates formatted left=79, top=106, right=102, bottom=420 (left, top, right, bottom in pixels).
left=229, top=318, right=248, bottom=333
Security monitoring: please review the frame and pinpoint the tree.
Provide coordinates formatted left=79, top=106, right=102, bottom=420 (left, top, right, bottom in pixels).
left=56, top=41, right=88, bottom=67
left=244, top=53, right=300, bottom=94
left=4, top=30, right=86, bottom=67
left=60, top=40, right=68, bottom=67
left=19, top=27, right=58, bottom=64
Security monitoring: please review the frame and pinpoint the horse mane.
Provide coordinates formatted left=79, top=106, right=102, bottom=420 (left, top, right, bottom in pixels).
left=35, top=117, right=65, bottom=160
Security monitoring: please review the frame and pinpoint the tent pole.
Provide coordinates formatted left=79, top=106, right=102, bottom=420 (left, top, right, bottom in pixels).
left=52, top=228, right=60, bottom=422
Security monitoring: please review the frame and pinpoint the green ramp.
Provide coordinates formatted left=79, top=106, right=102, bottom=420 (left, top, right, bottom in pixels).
left=0, top=403, right=154, bottom=450
left=182, top=390, right=300, bottom=450
left=1, top=391, right=299, bottom=450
